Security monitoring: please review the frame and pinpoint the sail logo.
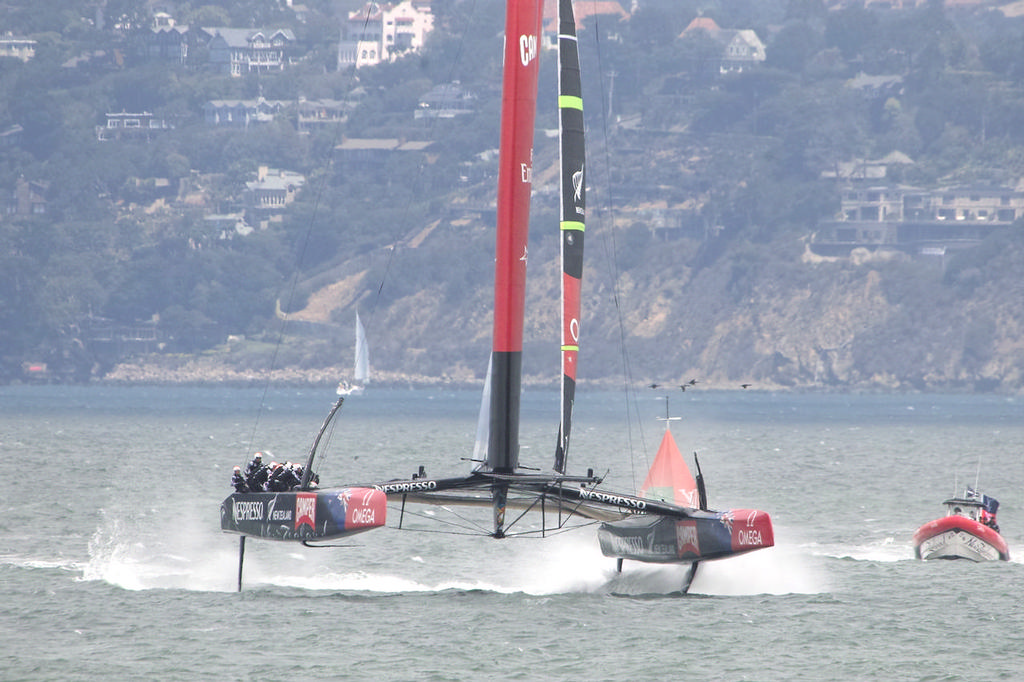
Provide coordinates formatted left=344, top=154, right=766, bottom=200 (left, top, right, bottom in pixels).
left=519, top=33, right=537, bottom=67
left=521, top=149, right=533, bottom=184
left=295, top=493, right=316, bottom=531
left=233, top=500, right=264, bottom=522
left=572, top=164, right=584, bottom=215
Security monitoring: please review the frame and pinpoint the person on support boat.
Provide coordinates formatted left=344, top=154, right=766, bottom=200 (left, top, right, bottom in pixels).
left=981, top=508, right=1000, bottom=533
left=231, top=466, right=248, bottom=493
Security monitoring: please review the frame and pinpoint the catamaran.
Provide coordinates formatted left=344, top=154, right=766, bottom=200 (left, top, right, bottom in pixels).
left=221, top=0, right=773, bottom=592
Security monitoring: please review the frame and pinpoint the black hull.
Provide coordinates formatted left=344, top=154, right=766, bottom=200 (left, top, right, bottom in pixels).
left=598, top=509, right=773, bottom=564
left=220, top=488, right=386, bottom=541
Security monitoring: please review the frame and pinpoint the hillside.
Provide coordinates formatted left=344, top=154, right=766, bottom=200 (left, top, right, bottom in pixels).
left=6, top=0, right=1024, bottom=391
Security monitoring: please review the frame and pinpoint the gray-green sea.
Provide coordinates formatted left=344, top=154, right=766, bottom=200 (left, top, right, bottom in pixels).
left=2, top=386, right=1023, bottom=680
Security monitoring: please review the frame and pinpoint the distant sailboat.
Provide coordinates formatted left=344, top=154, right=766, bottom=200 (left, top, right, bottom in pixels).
left=337, top=312, right=369, bottom=396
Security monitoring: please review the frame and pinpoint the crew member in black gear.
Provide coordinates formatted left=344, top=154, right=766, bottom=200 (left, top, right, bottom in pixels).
left=231, top=466, right=249, bottom=492
left=266, top=462, right=289, bottom=491
left=245, top=452, right=269, bottom=491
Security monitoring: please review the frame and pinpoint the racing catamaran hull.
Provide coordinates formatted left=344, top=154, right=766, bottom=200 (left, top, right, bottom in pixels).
left=913, top=515, right=1009, bottom=561
left=221, top=488, right=386, bottom=541
left=598, top=509, right=774, bottom=564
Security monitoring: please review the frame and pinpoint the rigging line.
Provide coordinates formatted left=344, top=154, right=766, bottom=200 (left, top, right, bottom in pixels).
left=585, top=10, right=647, bottom=490
left=385, top=503, right=492, bottom=535
left=387, top=509, right=490, bottom=535
left=500, top=518, right=603, bottom=538
left=388, top=526, right=494, bottom=537
left=244, top=8, right=367, bottom=459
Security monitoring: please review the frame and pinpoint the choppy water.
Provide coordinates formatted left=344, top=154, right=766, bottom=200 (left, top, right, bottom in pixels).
left=2, top=386, right=1023, bottom=680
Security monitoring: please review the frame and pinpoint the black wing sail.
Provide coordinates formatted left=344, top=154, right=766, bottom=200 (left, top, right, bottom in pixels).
left=554, top=0, right=586, bottom=474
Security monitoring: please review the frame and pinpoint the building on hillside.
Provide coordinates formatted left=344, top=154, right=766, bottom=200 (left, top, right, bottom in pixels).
left=96, top=111, right=173, bottom=141
left=334, top=137, right=434, bottom=178
left=203, top=97, right=348, bottom=131
left=144, top=24, right=190, bottom=63
left=813, top=184, right=1024, bottom=257
left=3, top=177, right=48, bottom=218
left=244, top=166, right=306, bottom=227
left=295, top=98, right=349, bottom=131
left=0, top=35, right=37, bottom=61
left=204, top=98, right=286, bottom=127
left=199, top=27, right=296, bottom=76
left=337, top=0, right=434, bottom=70
left=679, top=16, right=766, bottom=74
left=204, top=212, right=252, bottom=238
left=415, top=82, right=476, bottom=119
left=819, top=151, right=915, bottom=182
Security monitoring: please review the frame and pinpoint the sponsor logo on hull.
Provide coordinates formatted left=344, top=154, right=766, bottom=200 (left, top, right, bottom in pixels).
left=233, top=500, right=264, bottom=522
left=676, top=520, right=699, bottom=557
left=296, top=492, right=316, bottom=532
left=729, top=509, right=773, bottom=551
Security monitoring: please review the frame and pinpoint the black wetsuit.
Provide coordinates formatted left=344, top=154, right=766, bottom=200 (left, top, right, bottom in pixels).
left=247, top=465, right=269, bottom=492
left=231, top=471, right=249, bottom=493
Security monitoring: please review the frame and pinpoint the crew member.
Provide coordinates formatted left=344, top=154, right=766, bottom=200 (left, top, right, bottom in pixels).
left=231, top=466, right=248, bottom=493
left=277, top=462, right=301, bottom=491
left=245, top=453, right=269, bottom=491
left=266, top=462, right=288, bottom=491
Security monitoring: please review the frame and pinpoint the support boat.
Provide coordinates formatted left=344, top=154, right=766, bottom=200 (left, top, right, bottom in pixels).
left=913, top=488, right=1008, bottom=561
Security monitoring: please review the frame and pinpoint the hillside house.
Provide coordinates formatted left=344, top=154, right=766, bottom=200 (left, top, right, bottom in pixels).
left=4, top=177, right=48, bottom=218
left=204, top=98, right=286, bottom=127
left=337, top=0, right=434, bottom=69
left=244, top=166, right=305, bottom=227
left=814, top=185, right=1024, bottom=256
left=97, top=111, right=173, bottom=141
left=295, top=98, right=349, bottom=131
left=0, top=35, right=37, bottom=61
left=679, top=17, right=766, bottom=74
left=334, top=138, right=434, bottom=178
left=200, top=27, right=295, bottom=76
left=144, top=24, right=190, bottom=63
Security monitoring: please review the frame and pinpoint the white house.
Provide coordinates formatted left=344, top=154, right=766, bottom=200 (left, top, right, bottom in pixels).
left=338, top=1, right=434, bottom=70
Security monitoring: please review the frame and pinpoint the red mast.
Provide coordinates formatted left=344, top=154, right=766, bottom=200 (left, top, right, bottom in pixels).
left=487, top=0, right=543, bottom=535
